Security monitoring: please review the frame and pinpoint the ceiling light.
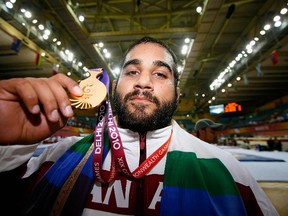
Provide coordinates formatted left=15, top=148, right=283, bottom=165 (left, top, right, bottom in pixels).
left=24, top=11, right=32, bottom=18
left=196, top=3, right=203, bottom=14
left=229, top=60, right=236, bottom=68
left=5, top=2, right=13, bottom=9
left=249, top=40, right=256, bottom=46
left=273, top=15, right=280, bottom=22
left=263, top=24, right=271, bottom=31
left=184, top=38, right=190, bottom=43
left=246, top=44, right=252, bottom=50
left=67, top=52, right=74, bottom=61
left=78, top=14, right=85, bottom=22
left=280, top=8, right=287, bottom=15
left=181, top=45, right=188, bottom=55
left=247, top=49, right=253, bottom=54
left=38, top=24, right=44, bottom=30
left=219, top=71, right=226, bottom=79
left=44, top=29, right=51, bottom=35
left=260, top=30, right=266, bottom=35
left=274, top=21, right=281, bottom=27
left=105, top=52, right=111, bottom=58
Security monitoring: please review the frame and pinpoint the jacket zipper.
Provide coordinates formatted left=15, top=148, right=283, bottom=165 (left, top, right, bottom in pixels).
left=135, top=132, right=147, bottom=216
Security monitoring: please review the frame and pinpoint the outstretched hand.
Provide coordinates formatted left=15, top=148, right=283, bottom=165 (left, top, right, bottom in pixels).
left=0, top=74, right=83, bottom=145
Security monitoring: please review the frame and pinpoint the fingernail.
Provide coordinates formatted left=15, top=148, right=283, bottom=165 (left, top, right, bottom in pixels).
left=65, top=105, right=73, bottom=116
left=73, top=86, right=82, bottom=96
left=50, top=109, right=59, bottom=121
left=32, top=105, right=40, bottom=114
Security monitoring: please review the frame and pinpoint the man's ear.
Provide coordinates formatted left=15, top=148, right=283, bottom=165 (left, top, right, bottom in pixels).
left=112, top=80, right=117, bottom=97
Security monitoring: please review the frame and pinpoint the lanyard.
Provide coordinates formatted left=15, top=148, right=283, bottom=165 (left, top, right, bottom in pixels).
left=92, top=101, right=173, bottom=183
left=92, top=101, right=117, bottom=183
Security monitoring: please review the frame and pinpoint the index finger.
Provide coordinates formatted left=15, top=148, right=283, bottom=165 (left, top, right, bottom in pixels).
left=50, top=73, right=83, bottom=97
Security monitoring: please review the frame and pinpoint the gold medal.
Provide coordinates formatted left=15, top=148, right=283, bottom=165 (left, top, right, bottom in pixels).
left=70, top=68, right=107, bottom=109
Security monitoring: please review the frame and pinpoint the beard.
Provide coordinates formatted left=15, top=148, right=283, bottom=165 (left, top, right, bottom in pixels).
left=112, top=89, right=178, bottom=133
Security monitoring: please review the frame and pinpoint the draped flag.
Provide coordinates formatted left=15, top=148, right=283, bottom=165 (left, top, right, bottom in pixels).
left=161, top=151, right=247, bottom=216
left=270, top=50, right=278, bottom=65
left=243, top=74, right=249, bottom=85
left=11, top=36, right=22, bottom=53
left=243, top=74, right=249, bottom=84
left=233, top=82, right=238, bottom=92
left=256, top=63, right=262, bottom=77
left=35, top=53, right=44, bottom=66
left=52, top=64, right=59, bottom=75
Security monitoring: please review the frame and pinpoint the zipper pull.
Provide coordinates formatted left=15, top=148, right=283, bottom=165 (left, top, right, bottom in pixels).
left=139, top=133, right=146, bottom=151
left=139, top=132, right=147, bottom=156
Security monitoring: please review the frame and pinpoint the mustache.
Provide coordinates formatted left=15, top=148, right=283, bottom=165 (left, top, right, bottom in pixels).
left=124, top=90, right=160, bottom=106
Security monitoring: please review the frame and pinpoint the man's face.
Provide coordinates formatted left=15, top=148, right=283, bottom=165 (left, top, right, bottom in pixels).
left=202, top=127, right=218, bottom=143
left=112, top=42, right=179, bottom=132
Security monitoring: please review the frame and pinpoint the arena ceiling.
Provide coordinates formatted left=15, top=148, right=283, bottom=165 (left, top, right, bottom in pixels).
left=0, top=0, right=288, bottom=117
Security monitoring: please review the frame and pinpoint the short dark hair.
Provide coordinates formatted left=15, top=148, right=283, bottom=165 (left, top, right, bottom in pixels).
left=120, top=36, right=179, bottom=88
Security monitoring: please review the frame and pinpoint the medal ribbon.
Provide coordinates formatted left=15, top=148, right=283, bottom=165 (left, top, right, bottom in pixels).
left=92, top=101, right=117, bottom=183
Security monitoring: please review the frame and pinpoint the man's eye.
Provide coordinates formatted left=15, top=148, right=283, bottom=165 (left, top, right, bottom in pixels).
left=154, top=72, right=167, bottom=79
left=125, top=71, right=138, bottom=76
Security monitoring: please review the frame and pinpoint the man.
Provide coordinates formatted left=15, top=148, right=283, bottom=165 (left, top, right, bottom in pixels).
left=195, top=118, right=223, bottom=144
left=0, top=37, right=278, bottom=216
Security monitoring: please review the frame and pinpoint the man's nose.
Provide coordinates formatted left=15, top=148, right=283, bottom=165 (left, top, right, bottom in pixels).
left=134, top=72, right=153, bottom=90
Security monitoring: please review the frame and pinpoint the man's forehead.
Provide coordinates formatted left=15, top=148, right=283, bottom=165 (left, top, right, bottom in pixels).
left=124, top=42, right=174, bottom=65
